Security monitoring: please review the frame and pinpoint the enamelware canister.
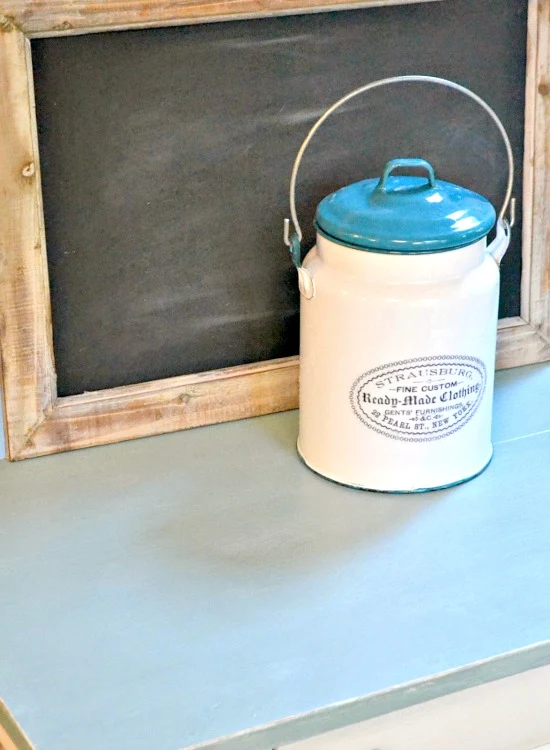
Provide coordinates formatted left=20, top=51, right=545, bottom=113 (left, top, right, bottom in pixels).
left=284, top=75, right=515, bottom=492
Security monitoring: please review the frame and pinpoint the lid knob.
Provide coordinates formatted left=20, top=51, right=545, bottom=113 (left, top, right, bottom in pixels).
left=377, top=158, right=437, bottom=192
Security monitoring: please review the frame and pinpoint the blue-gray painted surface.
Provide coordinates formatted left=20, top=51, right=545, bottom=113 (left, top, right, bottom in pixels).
left=0, top=390, right=5, bottom=460
left=0, top=363, right=550, bottom=750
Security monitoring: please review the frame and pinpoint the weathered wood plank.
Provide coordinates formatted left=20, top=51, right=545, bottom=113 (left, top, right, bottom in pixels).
left=0, top=0, right=444, bottom=36
left=0, top=28, right=56, bottom=460
left=0, top=700, right=34, bottom=750
left=497, top=320, right=550, bottom=370
left=14, top=356, right=299, bottom=459
left=527, top=0, right=550, bottom=341
left=520, top=0, right=538, bottom=322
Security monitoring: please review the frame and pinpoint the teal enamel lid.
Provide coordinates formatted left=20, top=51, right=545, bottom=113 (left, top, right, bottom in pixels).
left=315, top=158, right=496, bottom=253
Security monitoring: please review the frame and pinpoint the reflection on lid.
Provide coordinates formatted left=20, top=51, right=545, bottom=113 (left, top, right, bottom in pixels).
left=447, top=210, right=467, bottom=221
left=452, top=216, right=479, bottom=231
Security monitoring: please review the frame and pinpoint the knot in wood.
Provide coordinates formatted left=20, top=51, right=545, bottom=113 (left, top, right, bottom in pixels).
left=22, top=162, right=35, bottom=178
left=53, top=21, right=74, bottom=31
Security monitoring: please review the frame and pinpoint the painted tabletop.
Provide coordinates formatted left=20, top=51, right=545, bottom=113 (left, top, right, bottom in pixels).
left=1, top=363, right=550, bottom=750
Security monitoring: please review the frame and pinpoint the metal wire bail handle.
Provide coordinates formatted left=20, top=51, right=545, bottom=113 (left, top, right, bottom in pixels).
left=283, top=75, right=516, bottom=269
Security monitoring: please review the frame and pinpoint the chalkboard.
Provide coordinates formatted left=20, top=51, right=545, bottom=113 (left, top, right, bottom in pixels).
left=32, top=0, right=527, bottom=397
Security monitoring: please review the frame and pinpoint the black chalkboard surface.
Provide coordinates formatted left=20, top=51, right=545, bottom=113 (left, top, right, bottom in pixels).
left=32, top=0, right=527, bottom=397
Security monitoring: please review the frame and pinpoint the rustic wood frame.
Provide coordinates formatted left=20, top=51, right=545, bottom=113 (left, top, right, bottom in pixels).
left=0, top=699, right=34, bottom=750
left=0, top=0, right=548, bottom=460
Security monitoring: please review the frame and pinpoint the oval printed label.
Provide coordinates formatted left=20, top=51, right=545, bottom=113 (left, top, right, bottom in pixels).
left=350, top=356, right=487, bottom=442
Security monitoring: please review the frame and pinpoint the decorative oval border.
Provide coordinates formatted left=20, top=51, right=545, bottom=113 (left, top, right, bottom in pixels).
left=354, top=361, right=485, bottom=437
left=350, top=355, right=487, bottom=443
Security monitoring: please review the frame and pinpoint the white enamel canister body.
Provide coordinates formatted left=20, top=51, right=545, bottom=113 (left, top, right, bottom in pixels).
left=298, top=234, right=500, bottom=492
left=284, top=76, right=515, bottom=492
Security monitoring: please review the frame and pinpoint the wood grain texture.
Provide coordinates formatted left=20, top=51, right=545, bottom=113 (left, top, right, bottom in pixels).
left=0, top=0, right=549, bottom=459
left=527, top=0, right=550, bottom=341
left=508, top=0, right=550, bottom=368
left=496, top=319, right=550, bottom=369
left=0, top=0, right=444, bottom=37
left=521, top=0, right=538, bottom=322
left=0, top=699, right=35, bottom=750
left=0, top=28, right=56, bottom=460
left=14, top=356, right=299, bottom=459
